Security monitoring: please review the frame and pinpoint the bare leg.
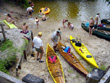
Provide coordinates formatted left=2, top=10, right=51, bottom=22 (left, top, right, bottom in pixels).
left=53, top=44, right=58, bottom=51
left=63, top=23, right=65, bottom=28
left=39, top=52, right=43, bottom=61
left=36, top=52, right=39, bottom=59
left=91, top=29, right=92, bottom=35
left=37, top=24, right=39, bottom=28
left=89, top=27, right=91, bottom=35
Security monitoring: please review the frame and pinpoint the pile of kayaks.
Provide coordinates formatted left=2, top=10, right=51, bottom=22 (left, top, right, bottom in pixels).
left=81, top=23, right=110, bottom=40
left=46, top=35, right=99, bottom=82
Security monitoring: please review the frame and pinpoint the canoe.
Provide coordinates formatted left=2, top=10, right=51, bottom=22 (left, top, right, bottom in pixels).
left=81, top=23, right=110, bottom=40
left=70, top=35, right=99, bottom=68
left=57, top=41, right=88, bottom=77
left=46, top=43, right=65, bottom=83
left=39, top=8, right=50, bottom=14
left=96, top=26, right=110, bottom=31
left=101, top=19, right=110, bottom=25
left=85, top=22, right=110, bottom=31
left=3, top=20, right=17, bottom=29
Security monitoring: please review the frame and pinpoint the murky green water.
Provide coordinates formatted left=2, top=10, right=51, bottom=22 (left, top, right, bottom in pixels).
left=33, top=0, right=110, bottom=26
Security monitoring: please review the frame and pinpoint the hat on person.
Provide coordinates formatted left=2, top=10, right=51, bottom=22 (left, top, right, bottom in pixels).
left=38, top=32, right=42, bottom=36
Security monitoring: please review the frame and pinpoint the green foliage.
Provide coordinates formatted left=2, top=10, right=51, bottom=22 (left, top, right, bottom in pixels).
left=3, top=0, right=29, bottom=8
left=24, top=38, right=29, bottom=44
left=0, top=59, right=9, bottom=74
left=86, top=66, right=94, bottom=72
left=17, top=38, right=29, bottom=56
left=23, top=0, right=30, bottom=8
left=0, top=55, right=16, bottom=74
left=76, top=74, right=79, bottom=78
left=4, top=55, right=16, bottom=69
left=0, top=40, right=13, bottom=51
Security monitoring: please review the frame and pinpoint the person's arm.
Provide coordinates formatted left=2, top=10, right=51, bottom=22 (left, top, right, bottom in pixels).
left=32, top=42, right=34, bottom=48
left=51, top=38, right=55, bottom=43
left=59, top=34, right=61, bottom=40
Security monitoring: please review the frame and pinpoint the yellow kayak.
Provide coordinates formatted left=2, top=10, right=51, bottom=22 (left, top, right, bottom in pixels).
left=39, top=7, right=50, bottom=14
left=46, top=43, right=65, bottom=83
left=70, top=35, right=98, bottom=68
left=3, top=20, right=17, bottom=29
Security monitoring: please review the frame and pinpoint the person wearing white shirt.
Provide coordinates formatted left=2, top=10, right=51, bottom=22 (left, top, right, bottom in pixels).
left=51, top=31, right=61, bottom=52
left=95, top=13, right=100, bottom=25
left=32, top=32, right=44, bottom=63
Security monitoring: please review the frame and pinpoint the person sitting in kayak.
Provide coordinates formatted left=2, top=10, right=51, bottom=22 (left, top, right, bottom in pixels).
left=61, top=46, right=71, bottom=53
left=61, top=46, right=74, bottom=58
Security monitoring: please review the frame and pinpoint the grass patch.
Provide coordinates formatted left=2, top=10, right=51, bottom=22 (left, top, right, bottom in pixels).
left=0, top=40, right=13, bottom=51
left=78, top=57, right=83, bottom=60
left=86, top=66, right=93, bottom=72
left=0, top=59, right=9, bottom=74
left=17, top=38, right=29, bottom=56
left=76, top=74, right=79, bottom=78
left=0, top=39, right=17, bottom=74
left=99, top=65, right=106, bottom=71
left=67, top=69, right=74, bottom=73
left=0, top=55, right=16, bottom=74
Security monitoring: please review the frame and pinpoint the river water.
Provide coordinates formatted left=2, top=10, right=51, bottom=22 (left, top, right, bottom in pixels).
left=33, top=0, right=110, bottom=27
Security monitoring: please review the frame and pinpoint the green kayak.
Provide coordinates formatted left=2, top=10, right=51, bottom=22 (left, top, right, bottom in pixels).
left=101, top=19, right=110, bottom=25
left=81, top=23, right=110, bottom=41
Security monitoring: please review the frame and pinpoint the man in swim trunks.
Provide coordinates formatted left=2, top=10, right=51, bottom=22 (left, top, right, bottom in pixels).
left=89, top=17, right=94, bottom=35
left=32, top=32, right=44, bottom=63
left=21, top=23, right=29, bottom=34
left=62, top=19, right=68, bottom=28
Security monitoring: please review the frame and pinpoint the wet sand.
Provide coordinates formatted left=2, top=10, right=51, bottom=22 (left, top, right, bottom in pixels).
left=1, top=3, right=110, bottom=83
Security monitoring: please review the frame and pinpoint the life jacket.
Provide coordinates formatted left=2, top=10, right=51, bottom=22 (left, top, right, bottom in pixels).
left=64, top=46, right=70, bottom=53
left=48, top=56, right=57, bottom=63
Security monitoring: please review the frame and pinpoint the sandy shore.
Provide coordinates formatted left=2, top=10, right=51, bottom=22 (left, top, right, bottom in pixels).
left=0, top=3, right=110, bottom=83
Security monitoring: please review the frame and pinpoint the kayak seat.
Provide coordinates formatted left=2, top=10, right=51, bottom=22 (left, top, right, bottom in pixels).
left=75, top=42, right=81, bottom=47
left=86, top=55, right=92, bottom=58
left=48, top=56, right=57, bottom=63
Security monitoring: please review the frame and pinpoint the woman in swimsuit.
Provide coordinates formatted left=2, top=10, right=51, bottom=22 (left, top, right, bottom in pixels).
left=89, top=17, right=94, bottom=35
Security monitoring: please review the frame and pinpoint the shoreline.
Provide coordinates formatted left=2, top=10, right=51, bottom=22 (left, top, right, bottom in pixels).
left=0, top=2, right=110, bottom=83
